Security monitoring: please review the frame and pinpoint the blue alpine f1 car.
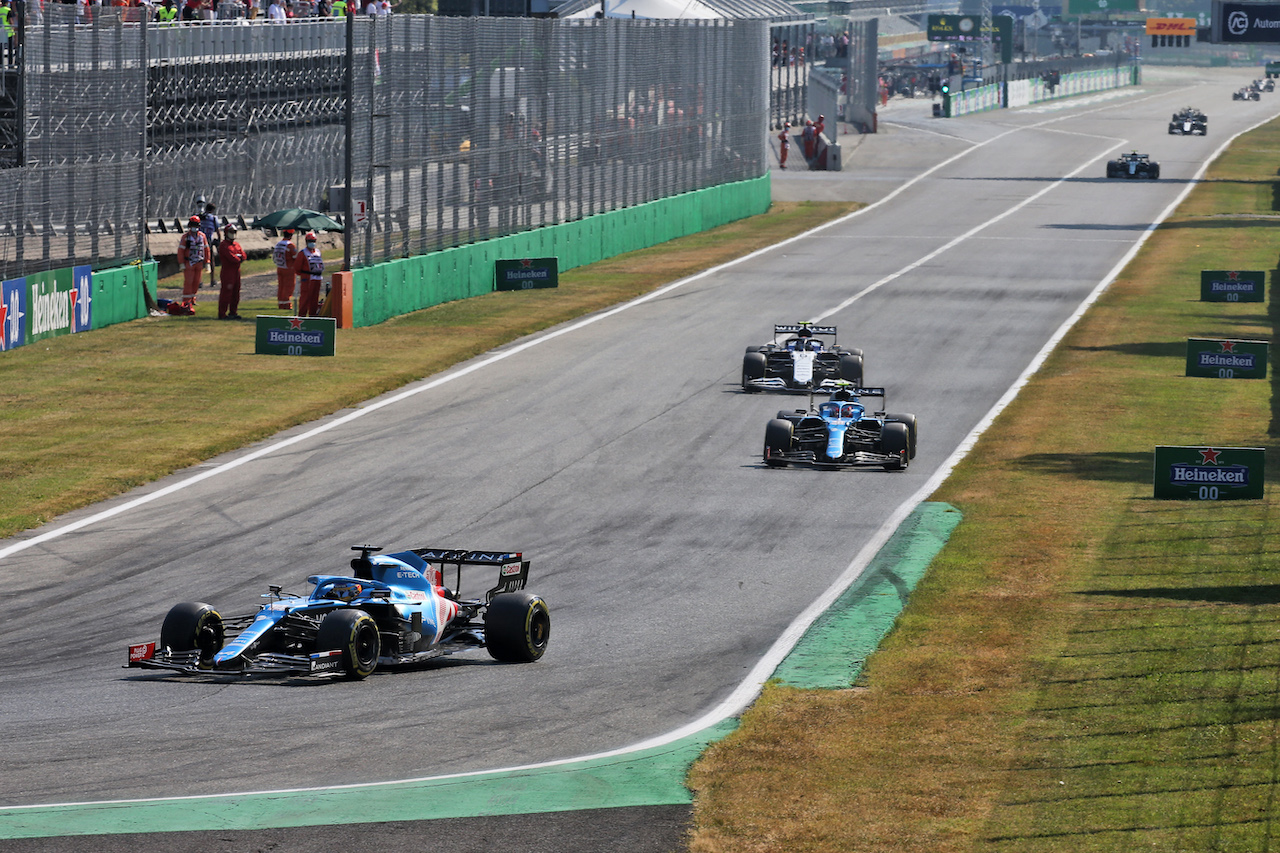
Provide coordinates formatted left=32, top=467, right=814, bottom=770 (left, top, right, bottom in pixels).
left=127, top=545, right=550, bottom=679
left=763, top=384, right=918, bottom=471
left=742, top=323, right=864, bottom=393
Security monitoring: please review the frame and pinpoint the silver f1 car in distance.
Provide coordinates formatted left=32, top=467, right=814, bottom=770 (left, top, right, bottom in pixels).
left=127, top=545, right=550, bottom=680
left=742, top=323, right=864, bottom=393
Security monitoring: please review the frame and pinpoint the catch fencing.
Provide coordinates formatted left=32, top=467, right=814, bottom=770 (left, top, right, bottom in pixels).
left=0, top=12, right=769, bottom=279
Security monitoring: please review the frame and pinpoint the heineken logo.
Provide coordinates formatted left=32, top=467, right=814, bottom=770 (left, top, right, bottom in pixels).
left=495, top=257, right=559, bottom=291
left=1185, top=337, right=1267, bottom=380
left=1169, top=463, right=1249, bottom=485
left=255, top=316, right=336, bottom=357
left=1201, top=270, right=1265, bottom=302
left=1196, top=352, right=1255, bottom=369
left=267, top=329, right=326, bottom=346
left=1153, top=445, right=1264, bottom=499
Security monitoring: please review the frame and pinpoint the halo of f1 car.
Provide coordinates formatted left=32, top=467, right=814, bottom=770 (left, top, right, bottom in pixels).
left=127, top=545, right=550, bottom=679
left=1168, top=107, right=1207, bottom=135
left=742, top=323, right=864, bottom=393
left=1105, top=151, right=1160, bottom=180
left=762, top=383, right=918, bottom=471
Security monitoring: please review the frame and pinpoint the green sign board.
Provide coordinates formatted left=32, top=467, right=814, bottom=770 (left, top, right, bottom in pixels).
left=1200, top=270, right=1265, bottom=302
left=1065, top=0, right=1141, bottom=14
left=254, top=316, right=336, bottom=357
left=1185, top=338, right=1268, bottom=379
left=495, top=258, right=559, bottom=292
left=1153, top=445, right=1265, bottom=500
left=926, top=15, right=1013, bottom=60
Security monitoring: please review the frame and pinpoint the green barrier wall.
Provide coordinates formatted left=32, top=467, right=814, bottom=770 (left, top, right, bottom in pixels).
left=90, top=261, right=157, bottom=329
left=350, top=175, right=772, bottom=328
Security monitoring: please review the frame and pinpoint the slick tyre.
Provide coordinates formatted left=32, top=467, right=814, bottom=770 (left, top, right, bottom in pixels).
left=317, top=608, right=381, bottom=679
left=880, top=422, right=911, bottom=471
left=161, top=601, right=224, bottom=663
left=764, top=418, right=793, bottom=467
left=884, top=412, right=918, bottom=459
left=485, top=592, right=551, bottom=662
left=1149, top=165, right=1160, bottom=179
left=742, top=352, right=767, bottom=391
left=838, top=353, right=864, bottom=385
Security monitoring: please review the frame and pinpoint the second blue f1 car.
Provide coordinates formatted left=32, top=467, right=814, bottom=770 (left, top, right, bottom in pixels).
left=763, top=385, right=918, bottom=471
left=127, top=545, right=550, bottom=679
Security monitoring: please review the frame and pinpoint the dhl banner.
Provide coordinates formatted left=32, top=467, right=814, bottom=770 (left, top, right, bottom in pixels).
left=1146, top=17, right=1196, bottom=35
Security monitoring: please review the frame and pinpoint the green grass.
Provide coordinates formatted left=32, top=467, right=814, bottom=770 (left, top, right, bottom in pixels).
left=0, top=200, right=859, bottom=539
left=685, top=123, right=1280, bottom=851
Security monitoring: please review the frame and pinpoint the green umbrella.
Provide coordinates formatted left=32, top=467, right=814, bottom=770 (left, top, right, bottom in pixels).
left=251, top=208, right=344, bottom=232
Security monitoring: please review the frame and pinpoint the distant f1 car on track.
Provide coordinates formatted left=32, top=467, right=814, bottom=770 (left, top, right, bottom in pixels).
left=763, top=384, right=917, bottom=471
left=127, top=545, right=550, bottom=679
left=1105, top=151, right=1160, bottom=179
left=1168, top=107, right=1207, bottom=135
left=1233, top=87, right=1261, bottom=101
left=742, top=322, right=864, bottom=393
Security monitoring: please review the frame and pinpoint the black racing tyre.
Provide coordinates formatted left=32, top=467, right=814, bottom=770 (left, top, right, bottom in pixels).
left=485, top=592, right=551, bottom=662
left=884, top=412, right=918, bottom=459
left=1149, top=164, right=1160, bottom=179
left=838, top=353, right=864, bottom=385
left=764, top=418, right=793, bottom=467
left=742, top=352, right=767, bottom=391
left=745, top=345, right=764, bottom=353
left=161, top=601, right=224, bottom=663
left=880, top=422, right=911, bottom=471
left=317, top=608, right=381, bottom=679
left=1105, top=163, right=1118, bottom=178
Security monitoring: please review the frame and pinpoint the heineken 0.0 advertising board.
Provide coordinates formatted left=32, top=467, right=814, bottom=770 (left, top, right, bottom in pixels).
left=1153, top=445, right=1264, bottom=500
left=495, top=258, right=559, bottom=291
left=255, top=316, right=336, bottom=357
left=1185, top=338, right=1268, bottom=379
left=1200, top=270, right=1265, bottom=302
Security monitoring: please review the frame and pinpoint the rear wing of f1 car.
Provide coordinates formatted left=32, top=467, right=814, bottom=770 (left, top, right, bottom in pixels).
left=813, top=384, right=889, bottom=415
left=405, top=548, right=530, bottom=603
left=775, top=323, right=837, bottom=339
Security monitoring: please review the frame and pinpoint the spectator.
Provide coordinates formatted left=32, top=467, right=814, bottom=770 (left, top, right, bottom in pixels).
left=364, top=0, right=376, bottom=14
left=0, top=0, right=13, bottom=66
left=267, top=0, right=285, bottom=19
left=273, top=228, right=298, bottom=311
left=293, top=231, right=324, bottom=317
left=156, top=0, right=178, bottom=22
left=200, top=202, right=221, bottom=289
left=217, top=224, right=247, bottom=320
left=331, top=0, right=346, bottom=14
left=176, top=216, right=209, bottom=310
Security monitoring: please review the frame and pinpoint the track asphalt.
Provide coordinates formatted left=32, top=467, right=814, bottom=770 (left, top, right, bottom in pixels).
left=0, top=499, right=957, bottom=850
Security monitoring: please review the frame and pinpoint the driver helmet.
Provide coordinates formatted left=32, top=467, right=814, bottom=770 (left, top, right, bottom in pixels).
left=840, top=404, right=858, bottom=419
left=324, top=581, right=363, bottom=602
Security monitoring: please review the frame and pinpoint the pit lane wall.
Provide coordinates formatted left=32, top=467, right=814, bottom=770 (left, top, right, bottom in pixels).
left=349, top=175, right=771, bottom=329
left=0, top=262, right=158, bottom=354
left=948, top=65, right=1141, bottom=117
